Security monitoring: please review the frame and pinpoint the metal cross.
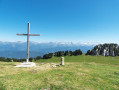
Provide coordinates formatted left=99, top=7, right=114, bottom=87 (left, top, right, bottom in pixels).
left=16, top=22, right=40, bottom=63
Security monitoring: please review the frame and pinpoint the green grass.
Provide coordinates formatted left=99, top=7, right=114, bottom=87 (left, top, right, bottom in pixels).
left=36, top=55, right=119, bottom=66
left=0, top=55, right=119, bottom=90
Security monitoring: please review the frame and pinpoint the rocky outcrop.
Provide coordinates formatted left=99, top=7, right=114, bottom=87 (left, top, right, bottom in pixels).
left=86, top=44, right=119, bottom=56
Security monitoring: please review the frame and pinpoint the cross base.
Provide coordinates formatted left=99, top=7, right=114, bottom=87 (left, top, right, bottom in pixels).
left=15, top=62, right=36, bottom=68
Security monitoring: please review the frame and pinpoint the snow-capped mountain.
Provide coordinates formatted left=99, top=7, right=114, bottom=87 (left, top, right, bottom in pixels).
left=0, top=41, right=96, bottom=58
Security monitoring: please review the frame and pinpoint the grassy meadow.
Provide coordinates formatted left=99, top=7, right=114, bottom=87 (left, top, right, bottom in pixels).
left=0, top=55, right=119, bottom=90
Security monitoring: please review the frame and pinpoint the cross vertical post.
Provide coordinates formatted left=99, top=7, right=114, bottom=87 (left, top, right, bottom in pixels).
left=16, top=22, right=40, bottom=63
left=27, top=23, right=30, bottom=62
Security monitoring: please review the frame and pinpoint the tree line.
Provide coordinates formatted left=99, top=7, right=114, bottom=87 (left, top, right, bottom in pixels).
left=0, top=49, right=82, bottom=62
left=36, top=49, right=82, bottom=59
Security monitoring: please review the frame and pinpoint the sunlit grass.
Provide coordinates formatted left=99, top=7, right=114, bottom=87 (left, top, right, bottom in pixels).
left=0, top=55, right=119, bottom=90
left=36, top=55, right=119, bottom=66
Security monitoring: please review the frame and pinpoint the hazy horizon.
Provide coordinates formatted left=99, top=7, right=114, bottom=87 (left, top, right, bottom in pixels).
left=1, top=40, right=119, bottom=46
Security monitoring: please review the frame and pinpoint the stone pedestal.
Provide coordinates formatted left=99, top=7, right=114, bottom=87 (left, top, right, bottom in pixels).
left=61, top=57, right=64, bottom=65
left=15, top=62, right=36, bottom=67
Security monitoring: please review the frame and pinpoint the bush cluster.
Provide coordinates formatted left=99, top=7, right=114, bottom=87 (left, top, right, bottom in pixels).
left=36, top=49, right=82, bottom=60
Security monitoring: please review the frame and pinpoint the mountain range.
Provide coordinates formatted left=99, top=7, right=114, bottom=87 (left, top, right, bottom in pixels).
left=0, top=41, right=96, bottom=58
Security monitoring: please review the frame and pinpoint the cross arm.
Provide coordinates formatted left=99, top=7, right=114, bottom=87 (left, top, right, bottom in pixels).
left=16, top=34, right=27, bottom=36
left=16, top=34, right=40, bottom=36
left=29, top=34, right=40, bottom=36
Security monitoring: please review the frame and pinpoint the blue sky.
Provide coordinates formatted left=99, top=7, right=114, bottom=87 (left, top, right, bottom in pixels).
left=0, top=0, right=119, bottom=44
